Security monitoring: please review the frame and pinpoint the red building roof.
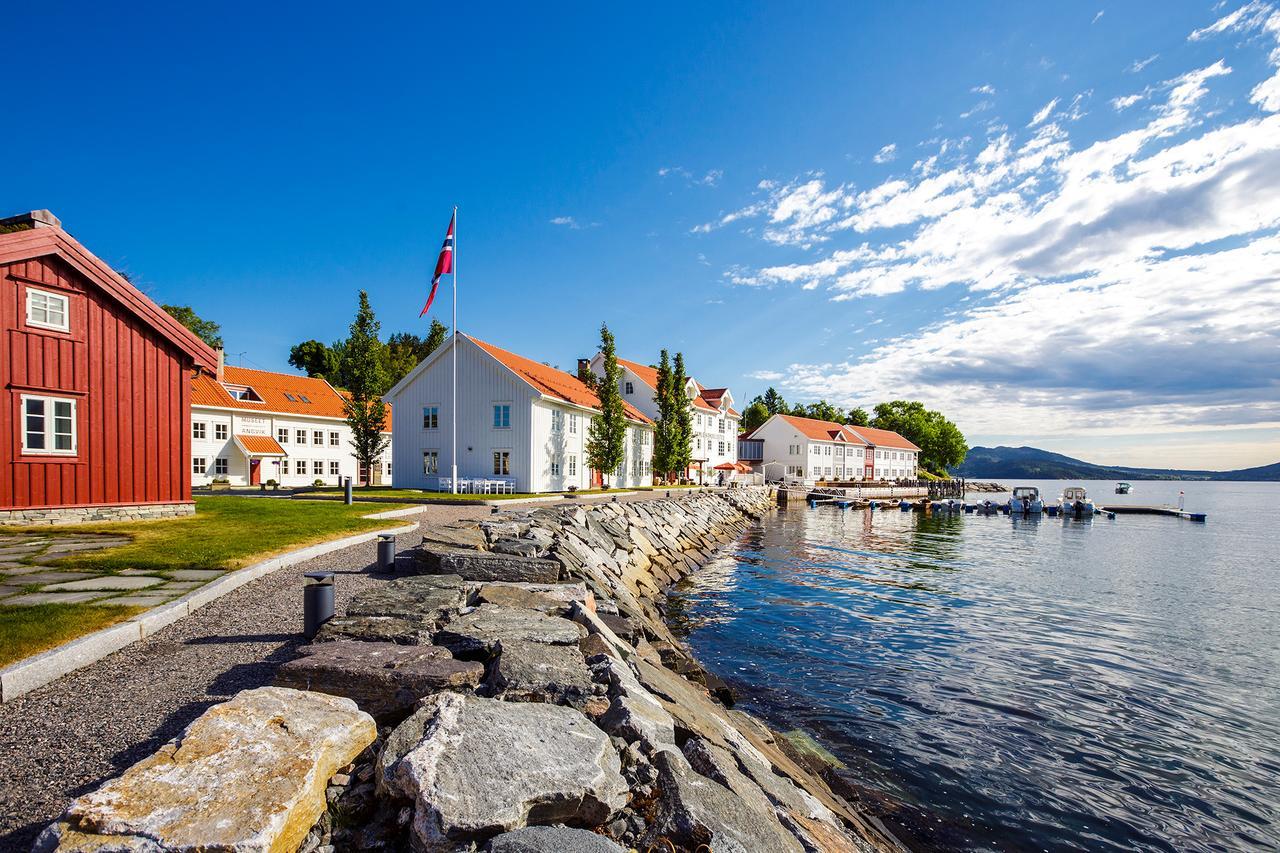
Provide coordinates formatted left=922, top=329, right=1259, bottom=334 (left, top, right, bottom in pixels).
left=0, top=214, right=218, bottom=371
left=846, top=425, right=922, bottom=451
left=471, top=336, right=652, bottom=424
left=615, top=358, right=739, bottom=417
left=234, top=434, right=287, bottom=456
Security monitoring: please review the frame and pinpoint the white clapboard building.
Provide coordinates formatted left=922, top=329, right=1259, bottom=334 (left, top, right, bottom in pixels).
left=190, top=360, right=392, bottom=488
left=739, top=414, right=920, bottom=483
left=584, top=353, right=740, bottom=483
left=385, top=333, right=654, bottom=493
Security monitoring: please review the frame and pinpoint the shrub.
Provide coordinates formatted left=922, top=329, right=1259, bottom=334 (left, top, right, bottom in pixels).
left=313, top=479, right=325, bottom=487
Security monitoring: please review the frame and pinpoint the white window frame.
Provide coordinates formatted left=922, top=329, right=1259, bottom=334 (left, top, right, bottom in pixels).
left=214, top=423, right=228, bottom=440
left=493, top=403, right=511, bottom=429
left=313, top=430, right=324, bottom=446
left=568, top=454, right=577, bottom=476
left=329, top=460, right=340, bottom=476
left=423, top=406, right=440, bottom=429
left=281, top=459, right=290, bottom=474
left=192, top=421, right=207, bottom=440
left=423, top=450, right=439, bottom=475
left=330, top=431, right=340, bottom=446
left=25, top=288, right=70, bottom=332
left=214, top=457, right=229, bottom=475
left=624, top=381, right=634, bottom=395
left=296, top=429, right=307, bottom=445
left=20, top=394, right=77, bottom=455
left=193, top=457, right=207, bottom=475
left=493, top=450, right=511, bottom=475
left=278, top=427, right=289, bottom=444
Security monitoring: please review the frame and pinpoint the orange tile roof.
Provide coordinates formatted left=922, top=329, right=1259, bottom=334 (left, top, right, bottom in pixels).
left=470, top=336, right=652, bottom=424
left=235, top=434, right=287, bottom=455
left=617, top=357, right=738, bottom=417
left=777, top=414, right=864, bottom=443
left=192, top=365, right=392, bottom=430
left=617, top=357, right=660, bottom=390
left=847, top=425, right=921, bottom=451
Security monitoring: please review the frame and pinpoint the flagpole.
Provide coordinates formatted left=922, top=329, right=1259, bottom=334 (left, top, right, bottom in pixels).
left=451, top=205, right=458, bottom=494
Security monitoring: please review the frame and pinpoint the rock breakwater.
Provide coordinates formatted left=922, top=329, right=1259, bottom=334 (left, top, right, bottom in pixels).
left=38, top=488, right=901, bottom=852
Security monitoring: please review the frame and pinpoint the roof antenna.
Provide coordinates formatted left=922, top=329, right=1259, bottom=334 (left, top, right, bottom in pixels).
left=229, top=351, right=247, bottom=368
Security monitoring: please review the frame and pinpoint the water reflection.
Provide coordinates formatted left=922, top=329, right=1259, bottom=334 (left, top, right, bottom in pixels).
left=668, top=481, right=1280, bottom=852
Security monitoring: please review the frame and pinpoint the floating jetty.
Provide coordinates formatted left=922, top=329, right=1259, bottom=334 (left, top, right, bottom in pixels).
left=1099, top=504, right=1207, bottom=522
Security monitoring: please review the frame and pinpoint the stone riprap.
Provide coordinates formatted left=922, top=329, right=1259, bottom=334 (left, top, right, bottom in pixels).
left=34, top=687, right=375, bottom=852
left=37, top=488, right=899, bottom=852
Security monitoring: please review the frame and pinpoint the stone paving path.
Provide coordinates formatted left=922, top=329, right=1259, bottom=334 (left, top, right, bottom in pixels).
left=0, top=533, right=219, bottom=608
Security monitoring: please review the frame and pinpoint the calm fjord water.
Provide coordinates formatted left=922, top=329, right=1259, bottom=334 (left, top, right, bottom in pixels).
left=667, top=481, right=1280, bottom=852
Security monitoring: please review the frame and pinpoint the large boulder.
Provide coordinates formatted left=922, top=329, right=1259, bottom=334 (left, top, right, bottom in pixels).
left=488, top=640, right=598, bottom=706
left=485, top=825, right=626, bottom=852
left=642, top=749, right=803, bottom=853
left=422, top=523, right=488, bottom=551
left=34, top=687, right=375, bottom=852
left=383, top=692, right=629, bottom=850
left=595, top=658, right=678, bottom=755
left=313, top=614, right=435, bottom=645
left=344, top=574, right=471, bottom=629
left=474, top=581, right=595, bottom=616
left=274, top=640, right=483, bottom=722
left=415, top=546, right=561, bottom=583
left=434, top=604, right=586, bottom=658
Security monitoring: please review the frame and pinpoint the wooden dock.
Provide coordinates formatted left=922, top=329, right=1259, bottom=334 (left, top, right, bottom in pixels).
left=1099, top=504, right=1207, bottom=521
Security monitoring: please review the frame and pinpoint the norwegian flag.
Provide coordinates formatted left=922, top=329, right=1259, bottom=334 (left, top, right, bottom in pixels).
left=420, top=211, right=455, bottom=317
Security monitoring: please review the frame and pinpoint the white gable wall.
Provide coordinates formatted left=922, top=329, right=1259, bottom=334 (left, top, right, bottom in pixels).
left=388, top=337, right=538, bottom=490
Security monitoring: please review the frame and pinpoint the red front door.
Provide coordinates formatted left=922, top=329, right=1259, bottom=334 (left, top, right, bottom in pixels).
left=591, top=468, right=603, bottom=488
left=249, top=459, right=261, bottom=485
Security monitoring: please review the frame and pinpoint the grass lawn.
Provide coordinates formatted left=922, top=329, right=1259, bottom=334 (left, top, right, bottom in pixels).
left=301, top=486, right=637, bottom=502
left=0, top=602, right=144, bottom=668
left=0, top=496, right=413, bottom=667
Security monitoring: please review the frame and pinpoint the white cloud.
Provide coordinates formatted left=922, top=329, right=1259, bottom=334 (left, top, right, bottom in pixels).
left=873, top=143, right=898, bottom=164
left=1092, top=10, right=1105, bottom=24
left=1129, top=54, right=1159, bottom=72
left=550, top=216, right=599, bottom=230
left=660, top=166, right=723, bottom=187
left=747, top=370, right=784, bottom=381
left=700, top=28, right=1280, bottom=438
left=960, top=100, right=993, bottom=119
left=971, top=84, right=997, bottom=95
left=1028, top=98, right=1058, bottom=127
left=1112, top=92, right=1146, bottom=110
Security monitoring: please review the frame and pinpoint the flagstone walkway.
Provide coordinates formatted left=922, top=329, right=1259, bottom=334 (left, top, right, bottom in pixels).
left=0, top=534, right=224, bottom=608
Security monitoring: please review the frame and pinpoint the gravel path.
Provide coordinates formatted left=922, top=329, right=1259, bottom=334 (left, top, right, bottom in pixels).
left=0, top=504, right=488, bottom=851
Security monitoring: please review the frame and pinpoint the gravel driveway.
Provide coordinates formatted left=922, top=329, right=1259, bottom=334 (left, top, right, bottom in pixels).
left=0, top=504, right=488, bottom=851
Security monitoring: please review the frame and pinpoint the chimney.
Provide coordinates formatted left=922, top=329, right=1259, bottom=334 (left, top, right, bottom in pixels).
left=0, top=209, right=61, bottom=231
left=215, top=347, right=226, bottom=381
left=577, top=358, right=590, bottom=375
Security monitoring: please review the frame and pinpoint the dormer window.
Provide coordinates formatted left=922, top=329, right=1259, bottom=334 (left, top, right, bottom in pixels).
left=223, top=384, right=264, bottom=403
left=26, top=288, right=69, bottom=332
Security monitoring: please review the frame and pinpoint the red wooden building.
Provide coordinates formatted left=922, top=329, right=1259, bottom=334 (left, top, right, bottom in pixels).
left=0, top=210, right=218, bottom=523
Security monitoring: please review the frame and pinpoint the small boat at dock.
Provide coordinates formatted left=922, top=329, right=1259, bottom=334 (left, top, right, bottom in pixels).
left=1010, top=487, right=1043, bottom=514
left=1060, top=486, right=1096, bottom=518
left=1115, top=482, right=1132, bottom=494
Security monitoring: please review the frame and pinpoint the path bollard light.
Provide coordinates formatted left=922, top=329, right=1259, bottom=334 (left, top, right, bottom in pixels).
left=491, top=506, right=500, bottom=514
left=303, top=572, right=335, bottom=638
left=377, top=533, right=396, bottom=572
left=344, top=477, right=353, bottom=505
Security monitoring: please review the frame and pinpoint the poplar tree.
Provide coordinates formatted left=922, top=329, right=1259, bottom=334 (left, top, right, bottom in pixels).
left=342, top=291, right=391, bottom=483
left=670, top=352, right=693, bottom=479
left=652, top=349, right=675, bottom=481
left=585, top=323, right=627, bottom=487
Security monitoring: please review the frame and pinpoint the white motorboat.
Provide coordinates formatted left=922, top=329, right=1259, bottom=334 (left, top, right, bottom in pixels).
left=1060, top=486, right=1096, bottom=517
left=1010, top=486, right=1043, bottom=514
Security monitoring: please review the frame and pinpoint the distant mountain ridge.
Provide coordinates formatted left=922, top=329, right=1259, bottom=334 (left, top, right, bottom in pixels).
left=951, top=446, right=1280, bottom=481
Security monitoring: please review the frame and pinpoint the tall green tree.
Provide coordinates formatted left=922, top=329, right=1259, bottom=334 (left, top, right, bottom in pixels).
left=740, top=399, right=770, bottom=433
left=870, top=400, right=968, bottom=475
left=341, top=291, right=391, bottom=482
left=795, top=400, right=846, bottom=424
left=761, top=387, right=787, bottom=415
left=585, top=324, right=628, bottom=486
left=652, top=349, right=677, bottom=481
left=162, top=304, right=222, bottom=349
left=670, top=353, right=693, bottom=478
left=848, top=406, right=870, bottom=427
left=289, top=340, right=339, bottom=379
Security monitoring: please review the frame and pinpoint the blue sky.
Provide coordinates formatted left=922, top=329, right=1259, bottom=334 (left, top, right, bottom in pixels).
left=7, top=2, right=1279, bottom=469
